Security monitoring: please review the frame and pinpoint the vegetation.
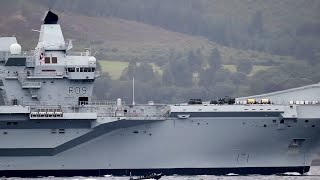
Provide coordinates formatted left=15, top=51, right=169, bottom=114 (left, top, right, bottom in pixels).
left=2, top=0, right=320, bottom=103
left=99, top=61, right=128, bottom=80
left=45, top=0, right=320, bottom=63
left=95, top=60, right=320, bottom=104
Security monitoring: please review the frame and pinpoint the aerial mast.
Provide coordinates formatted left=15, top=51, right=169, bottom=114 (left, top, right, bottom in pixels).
left=132, top=77, right=135, bottom=105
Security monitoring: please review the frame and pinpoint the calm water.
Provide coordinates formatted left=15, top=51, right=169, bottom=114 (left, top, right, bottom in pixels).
left=4, top=166, right=320, bottom=180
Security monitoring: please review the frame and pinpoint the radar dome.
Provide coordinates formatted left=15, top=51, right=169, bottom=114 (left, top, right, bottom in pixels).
left=10, top=43, right=21, bottom=55
left=89, top=56, right=96, bottom=61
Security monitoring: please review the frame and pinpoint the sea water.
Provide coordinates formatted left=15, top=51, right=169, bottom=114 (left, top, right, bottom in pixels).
left=4, top=166, right=320, bottom=180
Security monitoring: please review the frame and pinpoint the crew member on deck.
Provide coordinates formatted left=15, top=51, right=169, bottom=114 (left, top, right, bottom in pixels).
left=40, top=53, right=45, bottom=65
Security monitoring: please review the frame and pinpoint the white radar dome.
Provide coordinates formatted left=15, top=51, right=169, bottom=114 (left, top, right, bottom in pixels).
left=10, top=43, right=22, bottom=55
left=89, top=56, right=96, bottom=61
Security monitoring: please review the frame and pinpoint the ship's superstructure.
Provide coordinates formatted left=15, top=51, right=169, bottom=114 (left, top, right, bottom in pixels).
left=0, top=11, right=320, bottom=177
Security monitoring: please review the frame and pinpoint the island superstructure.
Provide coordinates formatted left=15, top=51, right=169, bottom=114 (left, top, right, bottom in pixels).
left=0, top=11, right=320, bottom=177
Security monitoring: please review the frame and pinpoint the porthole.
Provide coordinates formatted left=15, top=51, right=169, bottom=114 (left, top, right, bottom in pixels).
left=58, top=129, right=65, bottom=134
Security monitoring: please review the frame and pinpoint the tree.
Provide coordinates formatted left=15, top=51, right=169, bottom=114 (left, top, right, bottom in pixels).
left=249, top=10, right=263, bottom=35
left=162, top=67, right=174, bottom=86
left=135, top=62, right=155, bottom=82
left=309, top=49, right=320, bottom=65
left=169, top=60, right=193, bottom=87
left=230, top=72, right=247, bottom=85
left=120, top=60, right=137, bottom=80
left=237, top=59, right=253, bottom=74
left=208, top=48, right=222, bottom=71
left=127, top=60, right=137, bottom=79
left=199, top=68, right=215, bottom=87
left=187, top=50, right=203, bottom=72
left=214, top=68, right=231, bottom=83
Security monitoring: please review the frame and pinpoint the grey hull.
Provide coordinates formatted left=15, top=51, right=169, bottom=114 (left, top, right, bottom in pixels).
left=0, top=117, right=319, bottom=176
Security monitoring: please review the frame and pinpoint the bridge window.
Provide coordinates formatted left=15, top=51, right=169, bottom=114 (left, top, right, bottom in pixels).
left=45, top=57, right=51, bottom=64
left=42, top=69, right=56, bottom=72
left=52, top=57, right=57, bottom=64
left=67, top=67, right=95, bottom=72
left=68, top=68, right=75, bottom=72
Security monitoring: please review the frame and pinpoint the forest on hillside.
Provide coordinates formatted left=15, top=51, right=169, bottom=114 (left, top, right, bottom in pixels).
left=5, top=0, right=320, bottom=103
left=40, top=0, right=320, bottom=63
left=93, top=48, right=320, bottom=104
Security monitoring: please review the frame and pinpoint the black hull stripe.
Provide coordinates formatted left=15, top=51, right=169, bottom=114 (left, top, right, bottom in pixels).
left=0, top=166, right=310, bottom=177
left=0, top=120, right=156, bottom=156
left=170, top=112, right=282, bottom=117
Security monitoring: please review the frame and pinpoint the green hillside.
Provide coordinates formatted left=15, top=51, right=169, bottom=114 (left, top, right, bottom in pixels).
left=2, top=0, right=320, bottom=105
left=0, top=0, right=301, bottom=67
left=41, top=0, right=319, bottom=65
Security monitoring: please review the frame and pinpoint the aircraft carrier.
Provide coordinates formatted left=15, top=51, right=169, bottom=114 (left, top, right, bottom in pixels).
left=0, top=11, right=320, bottom=177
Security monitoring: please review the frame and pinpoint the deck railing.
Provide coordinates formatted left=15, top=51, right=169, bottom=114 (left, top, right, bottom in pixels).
left=21, top=100, right=123, bottom=107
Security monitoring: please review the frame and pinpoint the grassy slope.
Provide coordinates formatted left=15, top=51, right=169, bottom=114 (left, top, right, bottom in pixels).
left=223, top=65, right=271, bottom=76
left=59, top=13, right=299, bottom=65
left=99, top=60, right=271, bottom=80
left=99, top=60, right=162, bottom=80
left=0, top=0, right=303, bottom=79
left=99, top=61, right=128, bottom=79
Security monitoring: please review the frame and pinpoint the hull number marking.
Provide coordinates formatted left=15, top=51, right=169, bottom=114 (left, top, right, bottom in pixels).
left=69, top=87, right=87, bottom=94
